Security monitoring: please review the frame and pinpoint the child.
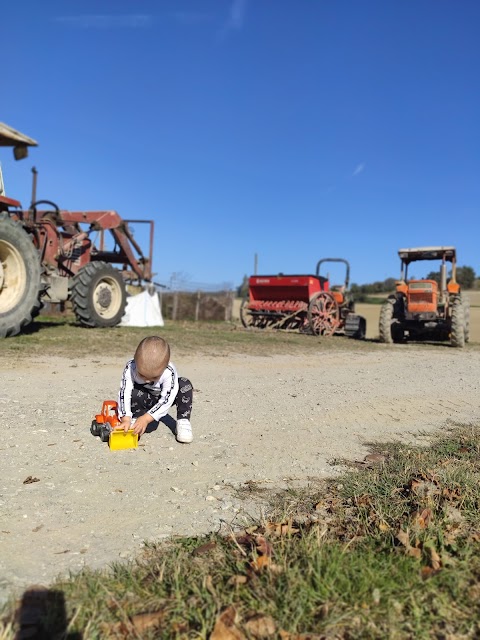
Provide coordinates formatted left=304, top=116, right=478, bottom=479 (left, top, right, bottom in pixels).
left=118, top=335, right=193, bottom=443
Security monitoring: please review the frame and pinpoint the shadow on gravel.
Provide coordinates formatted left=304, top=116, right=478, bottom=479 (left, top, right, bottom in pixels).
left=14, top=586, right=82, bottom=639
left=145, top=414, right=177, bottom=437
left=19, top=320, right=75, bottom=335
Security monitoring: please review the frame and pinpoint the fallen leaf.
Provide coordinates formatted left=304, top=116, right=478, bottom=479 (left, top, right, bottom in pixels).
left=255, top=535, right=273, bottom=557
left=131, top=610, right=166, bottom=632
left=428, top=545, right=442, bottom=571
left=251, top=555, right=272, bottom=571
left=420, top=566, right=441, bottom=580
left=396, top=529, right=410, bottom=548
left=204, top=574, right=216, bottom=597
left=414, top=508, right=433, bottom=529
left=265, top=520, right=299, bottom=537
left=227, top=575, right=248, bottom=586
left=193, top=541, right=217, bottom=556
left=210, top=606, right=246, bottom=640
left=407, top=547, right=422, bottom=559
left=99, top=621, right=131, bottom=637
left=279, top=631, right=324, bottom=639
left=245, top=614, right=276, bottom=638
left=23, top=476, right=40, bottom=484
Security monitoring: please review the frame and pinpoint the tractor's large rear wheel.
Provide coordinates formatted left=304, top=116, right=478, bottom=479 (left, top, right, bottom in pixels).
left=462, top=294, right=470, bottom=343
left=0, top=213, right=42, bottom=338
left=308, top=292, right=339, bottom=336
left=450, top=297, right=465, bottom=348
left=70, top=262, right=127, bottom=328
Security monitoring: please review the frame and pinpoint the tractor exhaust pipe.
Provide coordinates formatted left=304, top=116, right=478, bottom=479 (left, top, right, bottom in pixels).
left=31, top=166, right=38, bottom=209
left=439, top=262, right=447, bottom=304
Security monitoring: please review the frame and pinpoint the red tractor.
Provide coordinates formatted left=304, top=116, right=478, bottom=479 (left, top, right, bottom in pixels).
left=0, top=122, right=154, bottom=338
left=379, top=246, right=470, bottom=348
left=240, top=258, right=366, bottom=338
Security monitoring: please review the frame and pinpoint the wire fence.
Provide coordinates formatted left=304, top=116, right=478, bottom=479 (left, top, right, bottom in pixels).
left=165, top=277, right=235, bottom=294
left=159, top=289, right=235, bottom=322
left=41, top=276, right=237, bottom=323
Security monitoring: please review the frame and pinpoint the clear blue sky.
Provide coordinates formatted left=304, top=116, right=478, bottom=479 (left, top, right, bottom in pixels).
left=2, top=0, right=479, bottom=288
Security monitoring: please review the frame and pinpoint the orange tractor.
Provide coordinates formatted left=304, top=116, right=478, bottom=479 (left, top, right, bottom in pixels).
left=379, top=246, right=469, bottom=348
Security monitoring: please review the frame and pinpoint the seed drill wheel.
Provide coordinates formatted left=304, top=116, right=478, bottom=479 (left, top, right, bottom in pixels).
left=70, top=261, right=127, bottom=328
left=240, top=296, right=256, bottom=328
left=0, top=213, right=42, bottom=338
left=308, top=292, right=340, bottom=336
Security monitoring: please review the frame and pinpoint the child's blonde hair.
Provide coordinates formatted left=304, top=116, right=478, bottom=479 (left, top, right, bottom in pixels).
left=134, top=336, right=170, bottom=377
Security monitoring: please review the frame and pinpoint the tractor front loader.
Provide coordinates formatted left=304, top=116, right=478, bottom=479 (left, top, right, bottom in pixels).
left=379, top=246, right=469, bottom=348
left=0, top=122, right=154, bottom=338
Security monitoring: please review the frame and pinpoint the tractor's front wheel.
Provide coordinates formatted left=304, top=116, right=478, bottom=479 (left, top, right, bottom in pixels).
left=379, top=299, right=403, bottom=344
left=0, top=213, right=42, bottom=338
left=450, top=297, right=466, bottom=348
left=70, top=262, right=127, bottom=328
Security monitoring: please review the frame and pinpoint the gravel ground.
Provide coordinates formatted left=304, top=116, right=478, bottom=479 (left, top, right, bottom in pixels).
left=1, top=344, right=479, bottom=603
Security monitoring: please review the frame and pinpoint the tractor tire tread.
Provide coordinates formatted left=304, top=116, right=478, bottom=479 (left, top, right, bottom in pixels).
left=379, top=299, right=395, bottom=344
left=450, top=297, right=465, bottom=348
left=0, top=213, right=42, bottom=338
left=70, top=261, right=126, bottom=328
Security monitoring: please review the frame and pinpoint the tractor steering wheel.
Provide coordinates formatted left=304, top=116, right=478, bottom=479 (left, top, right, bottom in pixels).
left=29, top=199, right=61, bottom=220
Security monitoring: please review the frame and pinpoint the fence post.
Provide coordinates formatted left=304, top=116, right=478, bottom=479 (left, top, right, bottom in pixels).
left=225, top=290, right=233, bottom=321
left=172, top=291, right=179, bottom=321
left=195, top=291, right=201, bottom=322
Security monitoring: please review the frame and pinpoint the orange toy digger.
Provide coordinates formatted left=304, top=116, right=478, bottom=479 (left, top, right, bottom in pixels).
left=90, top=400, right=138, bottom=450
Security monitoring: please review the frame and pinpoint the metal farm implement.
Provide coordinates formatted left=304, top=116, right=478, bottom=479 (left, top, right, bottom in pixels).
left=240, top=258, right=366, bottom=338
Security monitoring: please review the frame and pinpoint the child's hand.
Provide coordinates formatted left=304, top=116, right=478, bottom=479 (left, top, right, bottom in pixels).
left=132, top=413, right=154, bottom=436
left=120, top=416, right=132, bottom=432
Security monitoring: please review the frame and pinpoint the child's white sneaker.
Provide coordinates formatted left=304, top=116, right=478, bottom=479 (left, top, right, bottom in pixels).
left=176, top=419, right=193, bottom=443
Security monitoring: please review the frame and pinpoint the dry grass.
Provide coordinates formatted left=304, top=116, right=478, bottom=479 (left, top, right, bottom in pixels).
left=3, top=425, right=480, bottom=638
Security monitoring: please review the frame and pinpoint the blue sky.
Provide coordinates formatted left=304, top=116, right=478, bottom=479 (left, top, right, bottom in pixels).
left=2, top=0, right=479, bottom=289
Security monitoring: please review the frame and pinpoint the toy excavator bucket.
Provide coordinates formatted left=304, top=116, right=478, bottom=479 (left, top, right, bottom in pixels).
left=109, top=428, right=138, bottom=451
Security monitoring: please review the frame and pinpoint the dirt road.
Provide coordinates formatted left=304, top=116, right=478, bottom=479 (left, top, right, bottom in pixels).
left=1, top=344, right=479, bottom=602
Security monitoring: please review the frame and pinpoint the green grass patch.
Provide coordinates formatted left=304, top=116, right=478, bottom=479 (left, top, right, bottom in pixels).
left=2, top=424, right=480, bottom=638
left=0, top=316, right=380, bottom=359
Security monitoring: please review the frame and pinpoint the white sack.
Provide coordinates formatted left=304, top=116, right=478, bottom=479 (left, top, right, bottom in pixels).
left=120, top=289, right=164, bottom=327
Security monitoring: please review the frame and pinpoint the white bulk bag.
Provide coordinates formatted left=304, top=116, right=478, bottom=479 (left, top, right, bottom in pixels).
left=120, top=289, right=164, bottom=327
